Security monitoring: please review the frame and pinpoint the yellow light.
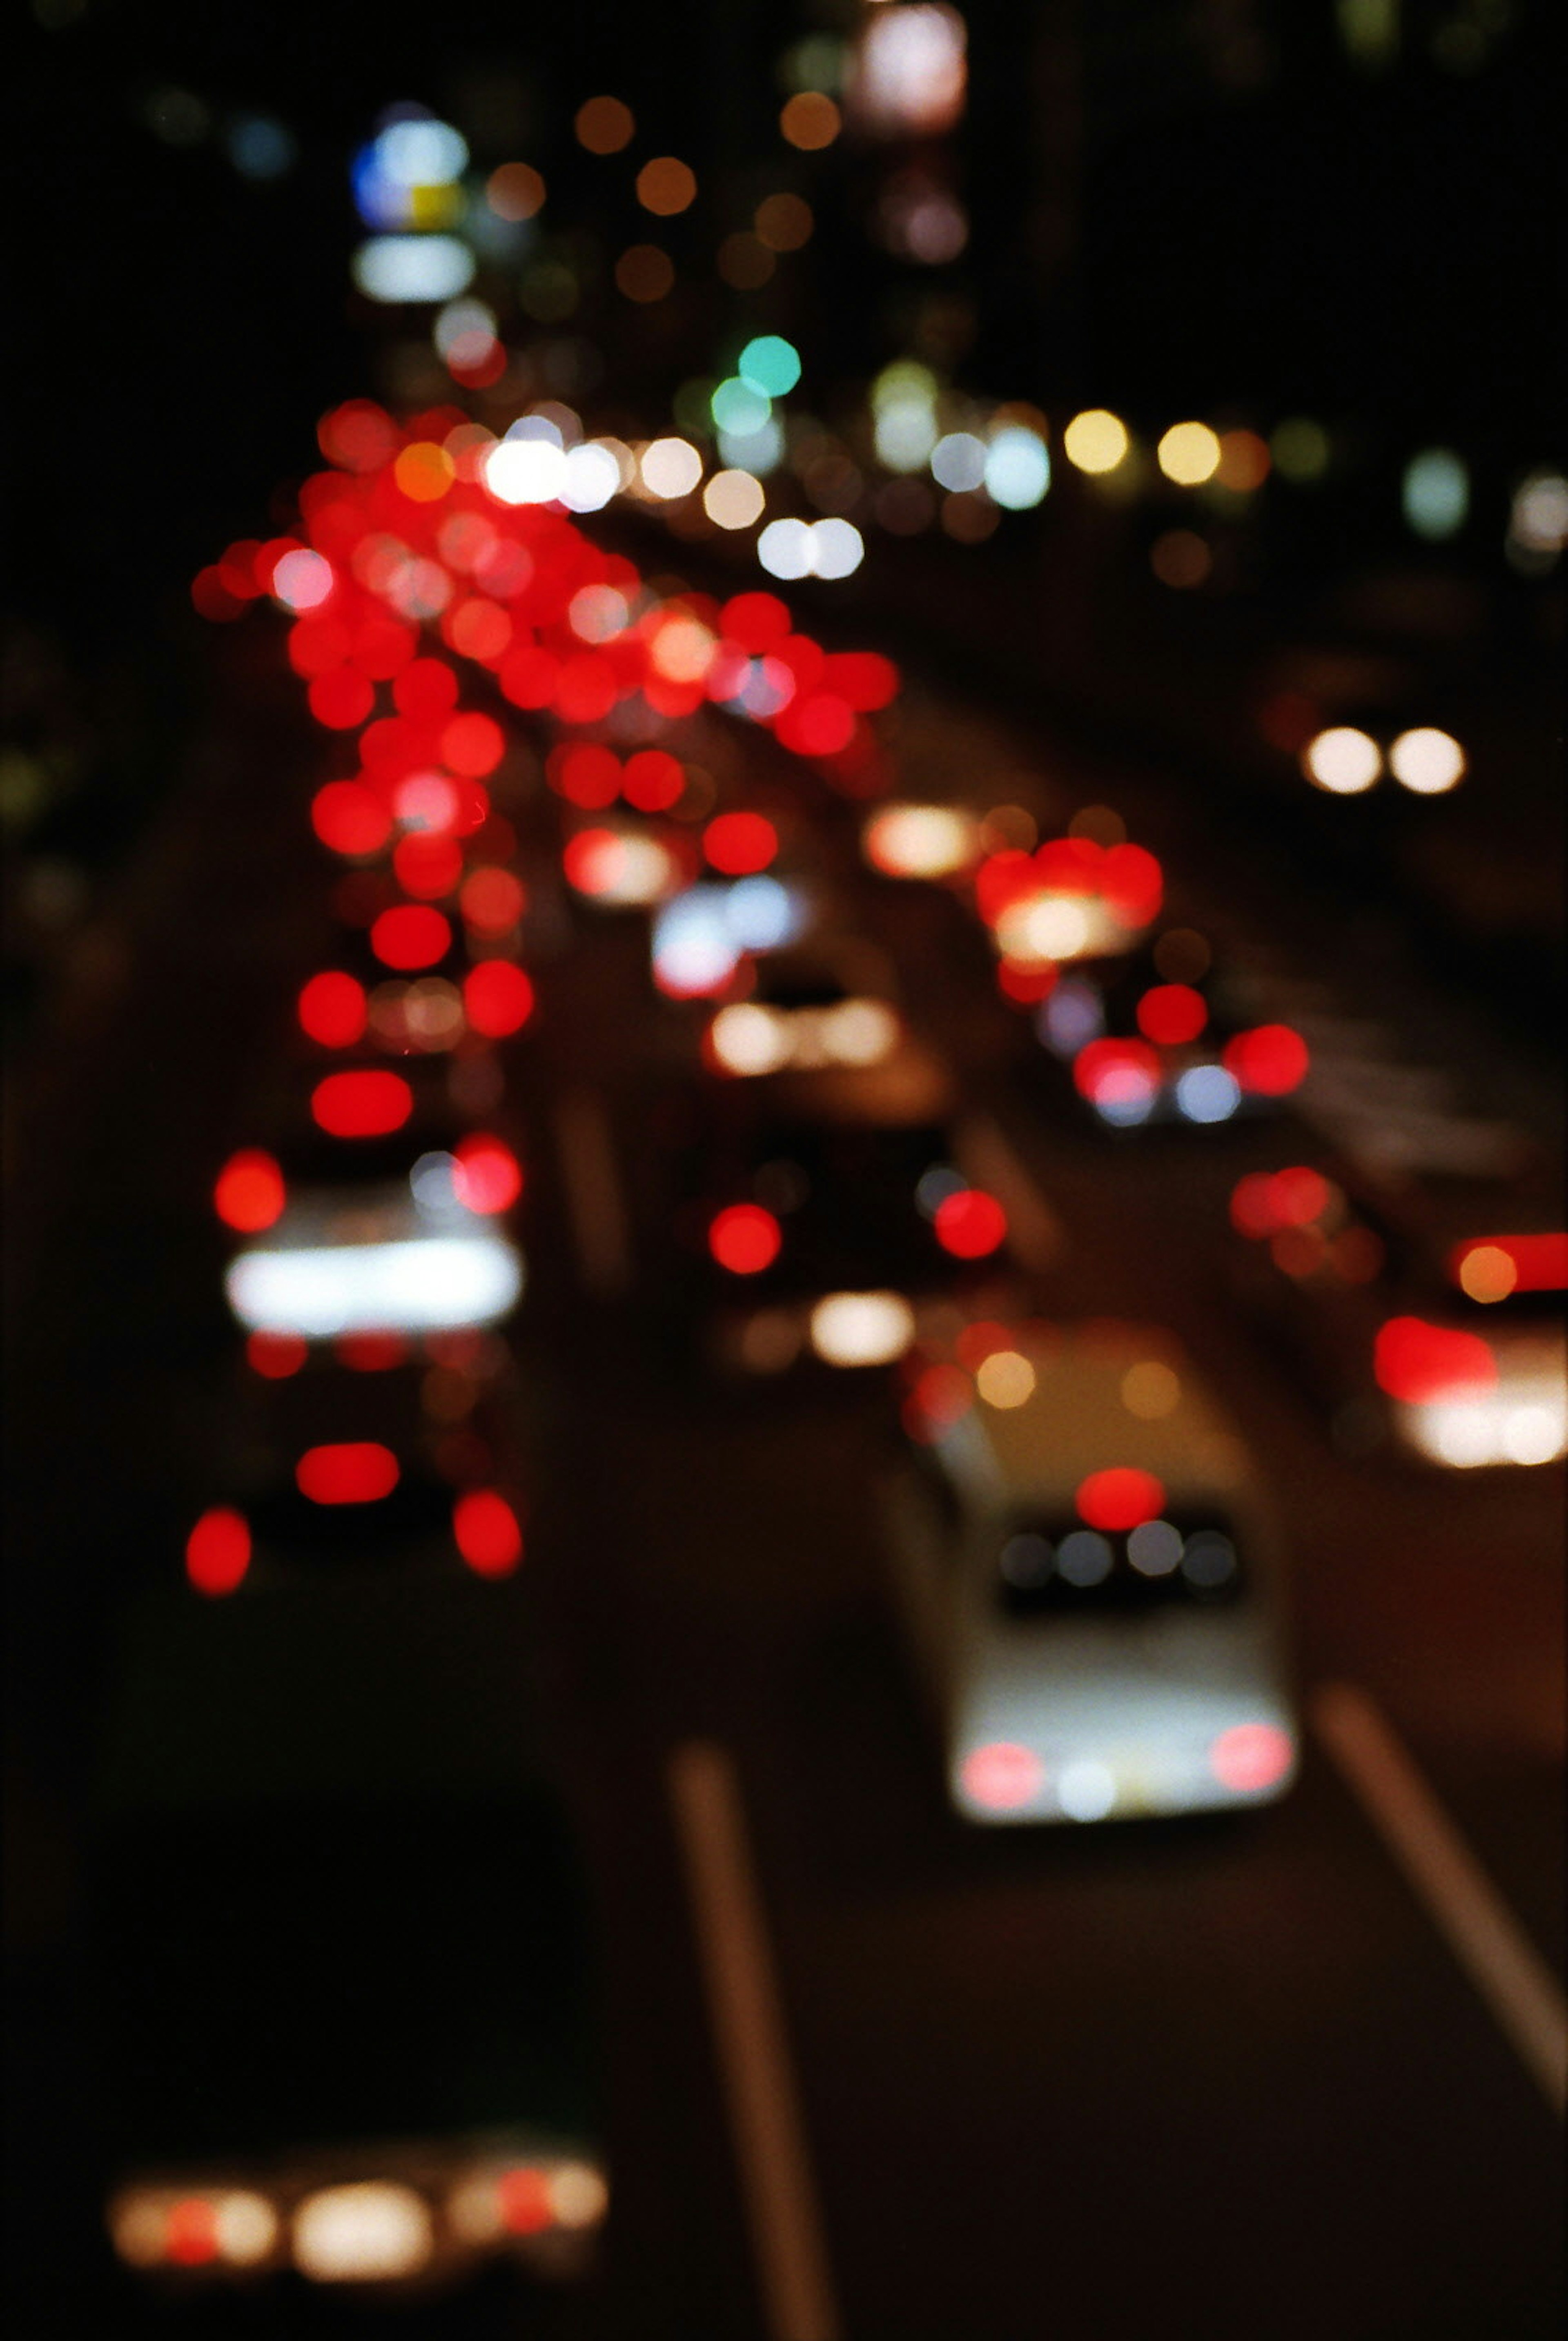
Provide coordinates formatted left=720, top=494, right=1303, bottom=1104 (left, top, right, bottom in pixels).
left=1388, top=727, right=1465, bottom=794
left=1457, top=1245, right=1517, bottom=1303
left=1156, top=422, right=1222, bottom=486
left=649, top=614, right=716, bottom=682
left=575, top=96, right=634, bottom=154
left=548, top=2165, right=609, bottom=2229
left=1121, top=1360, right=1180, bottom=1418
left=976, top=1349, right=1036, bottom=1408
left=1301, top=726, right=1381, bottom=794
left=636, top=157, right=697, bottom=216
left=702, top=470, right=766, bottom=530
left=393, top=442, right=456, bottom=502
left=1062, top=409, right=1129, bottom=474
left=214, top=2191, right=279, bottom=2265
left=780, top=91, right=841, bottom=149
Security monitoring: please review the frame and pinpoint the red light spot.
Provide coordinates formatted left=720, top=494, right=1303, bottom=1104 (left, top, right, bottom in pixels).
left=703, top=811, right=777, bottom=875
left=186, top=1510, right=251, bottom=1597
left=1136, top=983, right=1207, bottom=1045
left=495, top=2167, right=552, bottom=2233
left=1072, top=1037, right=1161, bottom=1104
left=1223, top=1024, right=1310, bottom=1096
left=311, top=780, right=392, bottom=858
left=311, top=1070, right=412, bottom=1138
left=350, top=611, right=419, bottom=679
left=933, top=1189, right=1009, bottom=1259
left=287, top=614, right=352, bottom=677
left=953, top=1319, right=1016, bottom=1369
left=1229, top=1173, right=1280, bottom=1239
left=1374, top=1317, right=1498, bottom=1404
left=393, top=658, right=460, bottom=717
left=463, top=960, right=535, bottom=1037
left=1076, top=1467, right=1165, bottom=1530
left=1268, top=1166, right=1330, bottom=1227
left=459, top=867, right=526, bottom=934
left=498, top=644, right=559, bottom=708
left=1210, top=1722, right=1295, bottom=1795
left=165, top=2197, right=221, bottom=2265
left=909, top=1362, right=972, bottom=1433
left=1099, top=842, right=1164, bottom=927
left=997, top=961, right=1058, bottom=1004
left=555, top=652, right=621, bottom=726
left=335, top=1332, right=409, bottom=1370
left=974, top=850, right=1038, bottom=926
left=296, top=1443, right=399, bottom=1504
left=297, top=971, right=368, bottom=1049
left=776, top=692, right=854, bottom=758
left=1449, top=1233, right=1568, bottom=1294
left=392, top=833, right=464, bottom=899
left=307, top=669, right=375, bottom=731
left=622, top=748, right=684, bottom=811
left=821, top=650, right=900, bottom=711
left=452, top=1134, right=523, bottom=1213
left=247, top=1330, right=307, bottom=1379
left=191, top=566, right=247, bottom=622
left=452, top=1488, right=523, bottom=1576
left=546, top=742, right=621, bottom=809
left=708, top=1203, right=782, bottom=1274
left=214, top=1149, right=285, bottom=1232
left=960, top=1742, right=1044, bottom=1811
left=440, top=711, right=506, bottom=776
left=318, top=399, right=399, bottom=472
left=370, top=904, right=452, bottom=970
left=720, top=591, right=792, bottom=653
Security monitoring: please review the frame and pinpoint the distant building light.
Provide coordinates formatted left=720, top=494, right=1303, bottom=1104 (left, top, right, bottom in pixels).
left=1402, top=447, right=1468, bottom=540
left=849, top=4, right=968, bottom=138
left=352, top=235, right=474, bottom=304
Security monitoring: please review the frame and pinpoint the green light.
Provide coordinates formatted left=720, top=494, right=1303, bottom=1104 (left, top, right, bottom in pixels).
left=737, top=336, right=801, bottom=398
left=710, top=376, right=772, bottom=434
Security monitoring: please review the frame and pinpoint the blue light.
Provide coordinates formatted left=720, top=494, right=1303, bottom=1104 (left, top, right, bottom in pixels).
left=1174, top=1064, right=1242, bottom=1123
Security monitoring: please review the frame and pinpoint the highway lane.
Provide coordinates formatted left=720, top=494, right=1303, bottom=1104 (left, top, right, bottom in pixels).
left=4, top=629, right=1561, bottom=2337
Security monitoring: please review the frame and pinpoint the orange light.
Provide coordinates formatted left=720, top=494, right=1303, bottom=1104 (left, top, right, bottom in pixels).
left=780, top=92, right=840, bottom=149
left=1076, top=1467, right=1164, bottom=1530
left=393, top=442, right=455, bottom=503
left=487, top=162, right=545, bottom=221
left=496, top=2168, right=553, bottom=2234
left=311, top=1070, right=413, bottom=1138
left=452, top=1488, right=523, bottom=1575
left=165, top=2197, right=221, bottom=2265
left=186, top=1510, right=251, bottom=1597
left=214, top=1149, right=286, bottom=1232
left=708, top=1203, right=782, bottom=1274
left=635, top=156, right=697, bottom=216
left=296, top=1443, right=399, bottom=1504
left=575, top=95, right=635, bottom=154
left=1449, top=1233, right=1567, bottom=1296
left=463, top=961, right=535, bottom=1038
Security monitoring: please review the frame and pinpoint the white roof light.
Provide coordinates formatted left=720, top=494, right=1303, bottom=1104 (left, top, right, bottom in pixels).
left=351, top=235, right=475, bottom=304
left=226, top=1232, right=522, bottom=1338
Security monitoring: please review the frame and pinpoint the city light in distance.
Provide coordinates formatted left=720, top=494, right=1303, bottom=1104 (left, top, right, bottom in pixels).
left=1301, top=726, right=1382, bottom=793
left=640, top=438, right=704, bottom=498
left=1063, top=410, right=1130, bottom=474
left=864, top=802, right=980, bottom=878
left=1156, top=423, right=1221, bottom=486
left=704, top=470, right=766, bottom=530
left=758, top=517, right=864, bottom=580
left=1388, top=728, right=1465, bottom=793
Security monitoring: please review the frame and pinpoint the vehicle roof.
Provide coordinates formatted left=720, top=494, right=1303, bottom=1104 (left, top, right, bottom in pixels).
left=933, top=1324, right=1251, bottom=1507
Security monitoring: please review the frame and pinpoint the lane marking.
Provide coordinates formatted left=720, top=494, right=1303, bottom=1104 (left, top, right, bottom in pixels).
left=552, top=1089, right=631, bottom=1297
left=668, top=1741, right=842, bottom=2341
left=1313, top=1682, right=1567, bottom=2116
left=953, top=1111, right=1064, bottom=1272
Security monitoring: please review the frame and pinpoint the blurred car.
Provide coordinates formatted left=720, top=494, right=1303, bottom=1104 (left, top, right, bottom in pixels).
left=668, top=1112, right=1025, bottom=1376
left=214, top=1058, right=526, bottom=1343
left=699, top=934, right=952, bottom=1126
left=883, top=1318, right=1298, bottom=1823
left=1226, top=1158, right=1566, bottom=1467
left=183, top=1345, right=527, bottom=1596
left=91, top=1563, right=602, bottom=2296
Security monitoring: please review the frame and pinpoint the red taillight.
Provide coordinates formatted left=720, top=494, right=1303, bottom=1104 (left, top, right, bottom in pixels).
left=371, top=904, right=452, bottom=970
left=1448, top=1233, right=1568, bottom=1296
left=622, top=748, right=684, bottom=811
left=297, top=971, right=368, bottom=1049
left=703, top=811, right=777, bottom=875
left=1076, top=1467, right=1165, bottom=1530
left=1223, top=1023, right=1310, bottom=1096
left=452, top=1134, right=522, bottom=1213
left=311, top=780, right=393, bottom=858
left=960, top=1742, right=1044, bottom=1811
left=1209, top=1722, right=1294, bottom=1794
left=335, top=1332, right=409, bottom=1370
left=296, top=1443, right=399, bottom=1503
left=186, top=1508, right=251, bottom=1596
left=452, top=1489, right=523, bottom=1575
left=463, top=960, right=535, bottom=1037
left=1072, top=1037, right=1161, bottom=1103
left=1374, top=1317, right=1497, bottom=1404
left=311, top=1070, right=412, bottom=1137
left=933, top=1189, right=1008, bottom=1260
left=1136, top=983, right=1207, bottom=1045
left=497, top=2168, right=552, bottom=2234
left=164, top=2197, right=220, bottom=2266
left=246, top=1330, right=307, bottom=1379
left=392, top=833, right=463, bottom=900
left=214, top=1149, right=285, bottom=1232
left=708, top=1203, right=782, bottom=1274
